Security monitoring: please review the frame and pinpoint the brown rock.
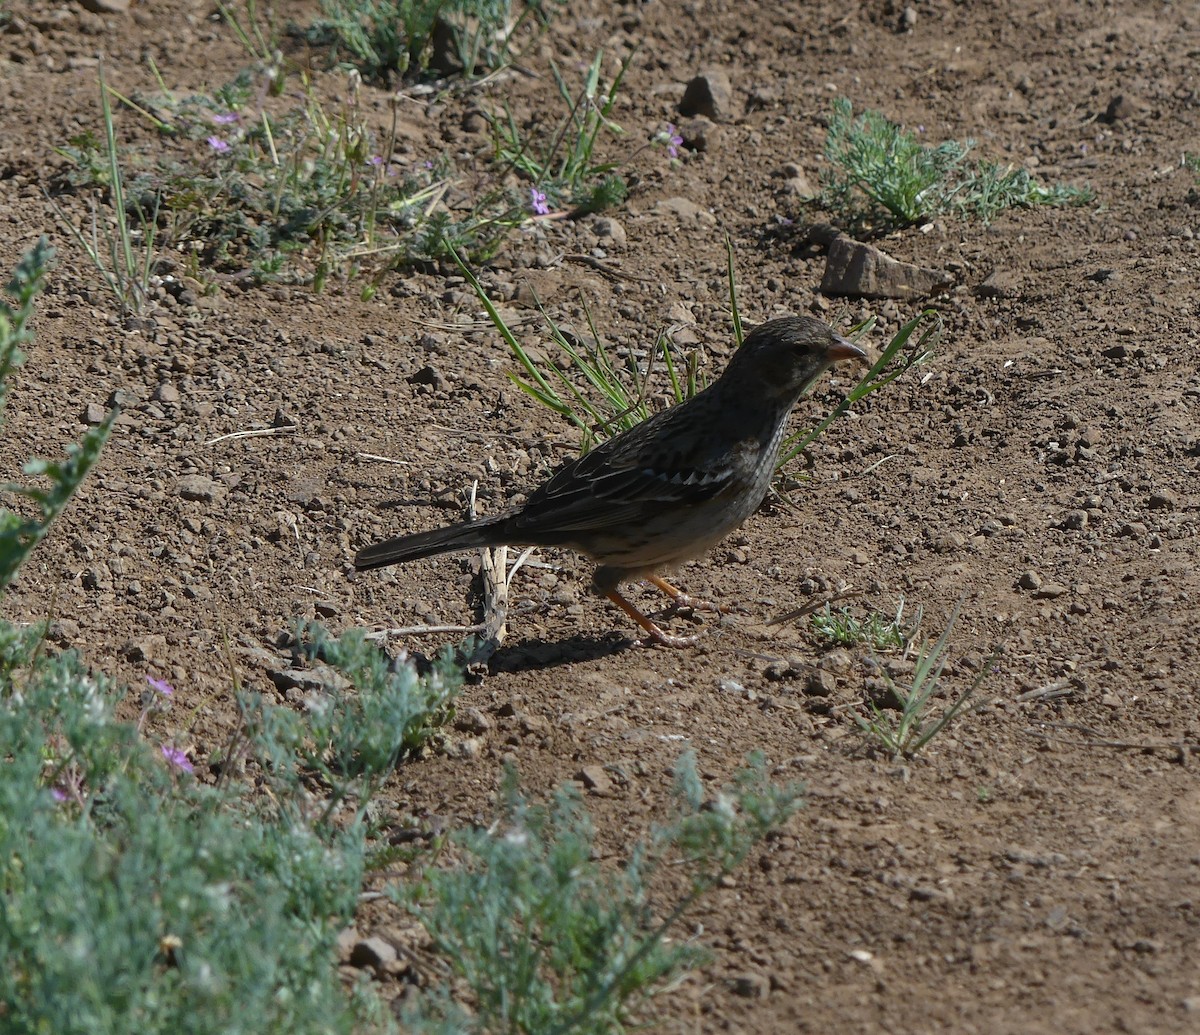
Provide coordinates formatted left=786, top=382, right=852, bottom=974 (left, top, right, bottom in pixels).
left=679, top=69, right=733, bottom=121
left=821, top=237, right=951, bottom=300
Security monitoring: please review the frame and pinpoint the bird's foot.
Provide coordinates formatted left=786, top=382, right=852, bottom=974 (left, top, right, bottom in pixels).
left=605, top=589, right=700, bottom=648
left=646, top=574, right=731, bottom=614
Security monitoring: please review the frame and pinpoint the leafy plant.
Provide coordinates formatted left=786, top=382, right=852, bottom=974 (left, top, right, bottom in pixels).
left=0, top=239, right=116, bottom=593
left=816, top=97, right=1092, bottom=232
left=57, top=69, right=528, bottom=287
left=490, top=48, right=631, bottom=213
left=853, top=605, right=998, bottom=758
left=400, top=751, right=802, bottom=1034
left=0, top=612, right=459, bottom=1033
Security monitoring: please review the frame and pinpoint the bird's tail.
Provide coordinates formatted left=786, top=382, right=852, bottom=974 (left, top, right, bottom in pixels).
left=354, top=513, right=511, bottom=570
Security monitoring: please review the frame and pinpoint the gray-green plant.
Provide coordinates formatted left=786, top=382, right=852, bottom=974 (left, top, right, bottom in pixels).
left=0, top=239, right=116, bottom=591
left=0, top=244, right=421, bottom=1034
left=812, top=598, right=920, bottom=651
left=231, top=624, right=460, bottom=825
left=491, top=48, right=631, bottom=214
left=399, top=751, right=803, bottom=1034
left=314, top=0, right=559, bottom=82
left=854, top=605, right=997, bottom=758
left=816, top=97, right=1093, bottom=232
left=0, top=635, right=391, bottom=1035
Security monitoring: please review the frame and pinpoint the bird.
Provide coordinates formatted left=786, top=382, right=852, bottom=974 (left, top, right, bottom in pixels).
left=355, top=315, right=868, bottom=646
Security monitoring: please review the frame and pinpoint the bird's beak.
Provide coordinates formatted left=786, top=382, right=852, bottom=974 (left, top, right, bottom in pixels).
left=827, top=333, right=869, bottom=364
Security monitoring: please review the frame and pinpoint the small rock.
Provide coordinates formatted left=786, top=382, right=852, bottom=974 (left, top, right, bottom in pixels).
left=1033, top=582, right=1068, bottom=599
left=764, top=656, right=806, bottom=681
left=79, top=0, right=130, bottom=12
left=454, top=706, right=494, bottom=734
left=818, top=649, right=854, bottom=674
left=577, top=765, right=613, bottom=795
left=805, top=670, right=837, bottom=697
left=821, top=237, right=951, bottom=300
left=350, top=936, right=397, bottom=971
left=408, top=365, right=446, bottom=390
left=652, top=196, right=717, bottom=225
left=82, top=402, right=108, bottom=425
left=176, top=474, right=223, bottom=502
left=730, top=972, right=770, bottom=998
left=678, top=116, right=717, bottom=152
left=461, top=109, right=488, bottom=134
left=1148, top=489, right=1178, bottom=510
left=336, top=927, right=359, bottom=962
left=976, top=270, right=1023, bottom=299
left=591, top=216, right=626, bottom=247
left=1062, top=510, right=1089, bottom=530
left=152, top=382, right=180, bottom=404
left=314, top=601, right=340, bottom=618
left=1103, top=93, right=1143, bottom=123
left=1018, top=571, right=1042, bottom=591
left=679, top=69, right=733, bottom=121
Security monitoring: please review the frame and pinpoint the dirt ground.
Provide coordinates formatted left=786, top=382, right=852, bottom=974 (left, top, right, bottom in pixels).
left=3, top=0, right=1200, bottom=1031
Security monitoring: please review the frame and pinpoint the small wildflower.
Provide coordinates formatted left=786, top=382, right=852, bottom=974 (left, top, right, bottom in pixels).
left=161, top=745, right=194, bottom=774
left=147, top=676, right=174, bottom=697
left=206, top=136, right=231, bottom=154
left=530, top=187, right=550, bottom=216
left=51, top=787, right=68, bottom=803
left=666, top=123, right=683, bottom=159
left=212, top=111, right=240, bottom=125
left=368, top=154, right=385, bottom=167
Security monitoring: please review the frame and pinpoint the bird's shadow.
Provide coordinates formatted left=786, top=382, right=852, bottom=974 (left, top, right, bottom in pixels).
left=486, top=632, right=633, bottom=672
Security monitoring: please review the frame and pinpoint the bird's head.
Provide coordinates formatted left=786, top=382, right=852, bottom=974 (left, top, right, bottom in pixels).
left=721, top=316, right=868, bottom=400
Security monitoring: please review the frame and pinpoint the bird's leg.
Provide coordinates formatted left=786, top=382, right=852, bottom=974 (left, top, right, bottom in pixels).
left=646, top=575, right=731, bottom=614
left=604, top=589, right=699, bottom=648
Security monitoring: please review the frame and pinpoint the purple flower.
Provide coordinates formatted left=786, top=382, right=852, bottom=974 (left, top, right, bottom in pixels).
left=212, top=112, right=240, bottom=125
left=161, top=745, right=194, bottom=774
left=666, top=123, right=683, bottom=159
left=530, top=187, right=549, bottom=216
left=368, top=154, right=385, bottom=167
left=147, top=676, right=174, bottom=697
left=51, top=787, right=68, bottom=802
left=207, top=136, right=231, bottom=154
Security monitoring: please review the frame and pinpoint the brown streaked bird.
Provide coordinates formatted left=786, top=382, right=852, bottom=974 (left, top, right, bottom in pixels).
left=356, top=316, right=868, bottom=646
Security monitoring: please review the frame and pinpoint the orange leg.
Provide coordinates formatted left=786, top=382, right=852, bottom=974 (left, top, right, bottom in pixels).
left=604, top=589, right=698, bottom=648
left=646, top=574, right=731, bottom=614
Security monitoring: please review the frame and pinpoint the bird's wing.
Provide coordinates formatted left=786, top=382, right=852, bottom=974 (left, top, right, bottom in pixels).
left=508, top=407, right=746, bottom=537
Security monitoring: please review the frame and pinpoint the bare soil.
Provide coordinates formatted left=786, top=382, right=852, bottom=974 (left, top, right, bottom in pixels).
left=2, top=1, right=1199, bottom=1032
